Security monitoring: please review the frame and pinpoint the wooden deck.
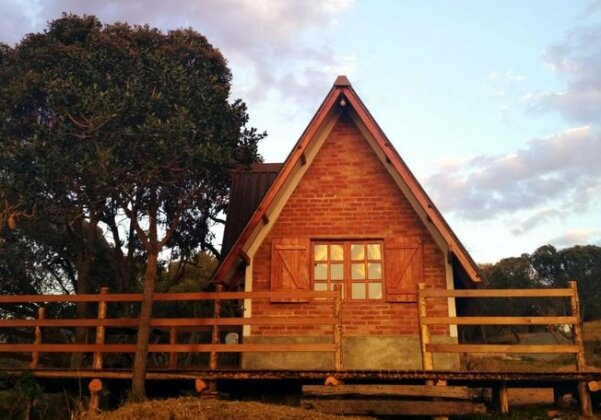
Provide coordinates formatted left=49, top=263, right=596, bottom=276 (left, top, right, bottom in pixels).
left=3, top=367, right=599, bottom=384
left=0, top=282, right=598, bottom=416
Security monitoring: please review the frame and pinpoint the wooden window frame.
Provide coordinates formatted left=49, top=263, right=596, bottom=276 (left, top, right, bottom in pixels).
left=311, top=240, right=385, bottom=302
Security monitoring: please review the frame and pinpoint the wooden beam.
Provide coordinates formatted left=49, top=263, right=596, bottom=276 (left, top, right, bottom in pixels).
left=0, top=289, right=339, bottom=303
left=422, top=316, right=577, bottom=325
left=261, top=213, right=269, bottom=225
left=427, top=343, right=579, bottom=354
left=301, top=399, right=486, bottom=416
left=420, top=288, right=574, bottom=298
left=0, top=343, right=338, bottom=353
left=0, top=316, right=338, bottom=328
left=302, top=384, right=475, bottom=400
left=2, top=368, right=599, bottom=382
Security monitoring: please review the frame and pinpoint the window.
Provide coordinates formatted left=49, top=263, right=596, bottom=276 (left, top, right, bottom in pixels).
left=312, top=241, right=383, bottom=300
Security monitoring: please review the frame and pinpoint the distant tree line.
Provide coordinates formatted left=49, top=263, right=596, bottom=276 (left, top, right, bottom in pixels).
left=459, top=244, right=601, bottom=343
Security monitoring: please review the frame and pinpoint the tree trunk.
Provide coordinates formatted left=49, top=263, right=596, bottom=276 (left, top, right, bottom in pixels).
left=71, top=214, right=97, bottom=368
left=130, top=250, right=158, bottom=401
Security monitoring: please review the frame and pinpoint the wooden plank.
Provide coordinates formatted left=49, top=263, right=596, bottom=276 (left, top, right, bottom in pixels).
left=302, top=384, right=475, bottom=400
left=0, top=343, right=338, bottom=353
left=422, top=316, right=577, bottom=325
left=0, top=290, right=338, bottom=303
left=301, top=399, right=486, bottom=416
left=0, top=316, right=337, bottom=328
left=420, top=288, right=573, bottom=298
left=427, top=343, right=579, bottom=354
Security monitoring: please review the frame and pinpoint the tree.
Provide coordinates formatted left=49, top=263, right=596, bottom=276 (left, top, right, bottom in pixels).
left=0, top=14, right=263, bottom=400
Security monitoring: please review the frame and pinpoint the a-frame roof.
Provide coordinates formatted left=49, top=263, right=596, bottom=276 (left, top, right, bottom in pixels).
left=213, top=76, right=482, bottom=286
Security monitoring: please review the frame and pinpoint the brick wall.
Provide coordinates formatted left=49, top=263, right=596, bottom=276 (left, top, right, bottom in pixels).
left=251, top=112, right=449, bottom=336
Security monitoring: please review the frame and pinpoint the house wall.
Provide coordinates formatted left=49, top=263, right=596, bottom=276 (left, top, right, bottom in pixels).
left=243, top=112, right=457, bottom=369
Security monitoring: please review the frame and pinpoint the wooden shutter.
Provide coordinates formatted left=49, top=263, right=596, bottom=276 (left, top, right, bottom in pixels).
left=384, top=236, right=423, bottom=302
left=270, top=237, right=310, bottom=302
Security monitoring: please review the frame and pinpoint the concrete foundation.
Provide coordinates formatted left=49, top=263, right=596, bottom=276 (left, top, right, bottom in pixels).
left=241, top=335, right=460, bottom=370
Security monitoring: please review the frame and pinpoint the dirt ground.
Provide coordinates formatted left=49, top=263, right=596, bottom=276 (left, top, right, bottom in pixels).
left=79, top=398, right=374, bottom=420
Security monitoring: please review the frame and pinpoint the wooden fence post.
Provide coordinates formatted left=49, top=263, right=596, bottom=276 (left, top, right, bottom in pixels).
left=168, top=327, right=177, bottom=369
left=30, top=306, right=45, bottom=369
left=333, top=284, right=343, bottom=371
left=569, top=281, right=592, bottom=417
left=88, top=378, right=102, bottom=415
left=417, top=283, right=433, bottom=372
left=209, top=284, right=223, bottom=370
left=93, top=287, right=108, bottom=370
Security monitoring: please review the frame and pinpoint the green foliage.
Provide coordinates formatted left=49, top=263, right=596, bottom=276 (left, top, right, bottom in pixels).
left=0, top=13, right=263, bottom=300
left=0, top=15, right=263, bottom=384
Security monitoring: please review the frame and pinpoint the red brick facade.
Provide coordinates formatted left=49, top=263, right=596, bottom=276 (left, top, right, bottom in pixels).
left=251, top=113, right=449, bottom=336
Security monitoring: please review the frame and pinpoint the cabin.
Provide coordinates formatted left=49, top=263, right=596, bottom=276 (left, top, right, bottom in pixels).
left=0, top=76, right=596, bottom=418
left=212, top=76, right=483, bottom=371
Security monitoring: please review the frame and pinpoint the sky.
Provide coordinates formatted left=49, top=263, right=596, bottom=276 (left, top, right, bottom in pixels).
left=2, top=0, right=601, bottom=263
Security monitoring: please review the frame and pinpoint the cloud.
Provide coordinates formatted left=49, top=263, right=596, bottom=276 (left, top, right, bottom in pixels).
left=510, top=208, right=564, bottom=235
left=528, top=25, right=601, bottom=123
left=548, top=229, right=601, bottom=248
left=0, top=0, right=355, bottom=104
left=425, top=126, right=601, bottom=220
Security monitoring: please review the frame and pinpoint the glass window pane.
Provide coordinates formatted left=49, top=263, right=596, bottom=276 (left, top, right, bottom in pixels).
left=367, top=244, right=381, bottom=260
left=351, top=263, right=365, bottom=280
left=314, top=282, right=327, bottom=291
left=352, top=283, right=366, bottom=299
left=330, top=245, right=344, bottom=261
left=330, top=263, right=344, bottom=280
left=368, top=263, right=382, bottom=279
left=368, top=283, right=382, bottom=299
left=314, top=245, right=327, bottom=261
left=351, top=244, right=364, bottom=260
left=314, top=263, right=327, bottom=280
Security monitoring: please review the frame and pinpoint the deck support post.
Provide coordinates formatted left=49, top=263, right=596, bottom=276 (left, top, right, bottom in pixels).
left=88, top=378, right=102, bottom=415
left=569, top=281, right=593, bottom=417
left=168, top=327, right=177, bottom=369
left=93, top=287, right=108, bottom=370
left=30, top=307, right=45, bottom=369
left=333, top=284, right=343, bottom=372
left=419, top=284, right=448, bottom=420
left=418, top=283, right=434, bottom=373
left=492, top=381, right=509, bottom=414
left=208, top=284, right=223, bottom=392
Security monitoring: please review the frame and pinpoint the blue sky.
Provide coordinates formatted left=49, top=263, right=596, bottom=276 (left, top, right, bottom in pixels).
left=2, top=0, right=601, bottom=263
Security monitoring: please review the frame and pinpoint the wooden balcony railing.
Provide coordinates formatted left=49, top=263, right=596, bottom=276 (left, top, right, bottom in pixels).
left=417, top=280, right=592, bottom=415
left=0, top=286, right=344, bottom=371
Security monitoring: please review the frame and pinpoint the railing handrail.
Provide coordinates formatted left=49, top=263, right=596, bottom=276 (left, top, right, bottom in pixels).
left=417, top=281, right=586, bottom=366
left=0, top=289, right=339, bottom=304
left=419, top=288, right=574, bottom=298
left=0, top=286, right=344, bottom=371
